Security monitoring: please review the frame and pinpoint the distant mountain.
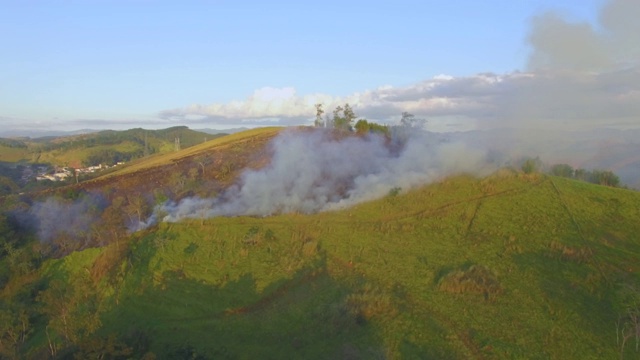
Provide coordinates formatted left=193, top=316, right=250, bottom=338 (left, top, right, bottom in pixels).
left=195, top=127, right=250, bottom=135
left=0, top=126, right=226, bottom=169
left=0, top=127, right=249, bottom=139
left=0, top=128, right=100, bottom=139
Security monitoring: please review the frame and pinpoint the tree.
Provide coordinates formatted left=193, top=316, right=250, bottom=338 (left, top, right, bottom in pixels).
left=332, top=105, right=345, bottom=129
left=400, top=111, right=426, bottom=128
left=574, top=168, right=588, bottom=181
left=550, top=163, right=574, bottom=178
left=354, top=119, right=389, bottom=136
left=590, top=170, right=620, bottom=187
left=38, top=274, right=102, bottom=351
left=331, top=104, right=356, bottom=131
left=126, top=194, right=150, bottom=227
left=0, top=302, right=31, bottom=357
left=314, top=104, right=324, bottom=127
left=354, top=119, right=369, bottom=134
left=343, top=103, right=357, bottom=126
left=616, top=284, right=640, bottom=359
left=400, top=112, right=415, bottom=127
left=521, top=157, right=542, bottom=174
left=100, top=196, right=128, bottom=247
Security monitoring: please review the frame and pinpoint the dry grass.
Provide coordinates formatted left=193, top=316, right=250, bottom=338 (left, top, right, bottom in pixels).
left=438, top=265, right=502, bottom=301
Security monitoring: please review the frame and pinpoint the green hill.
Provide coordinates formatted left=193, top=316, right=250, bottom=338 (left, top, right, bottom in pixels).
left=0, top=126, right=223, bottom=169
left=2, top=168, right=639, bottom=358
left=27, top=126, right=223, bottom=167
left=0, top=126, right=230, bottom=196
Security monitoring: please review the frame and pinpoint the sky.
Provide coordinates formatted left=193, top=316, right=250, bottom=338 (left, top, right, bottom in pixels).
left=1, top=0, right=638, bottom=133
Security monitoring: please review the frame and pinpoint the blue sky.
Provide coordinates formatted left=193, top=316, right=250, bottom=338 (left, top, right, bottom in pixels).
left=4, top=0, right=637, bottom=133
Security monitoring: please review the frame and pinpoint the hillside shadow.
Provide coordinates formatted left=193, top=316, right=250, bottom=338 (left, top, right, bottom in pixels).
left=101, top=254, right=393, bottom=359
left=512, top=251, right=615, bottom=337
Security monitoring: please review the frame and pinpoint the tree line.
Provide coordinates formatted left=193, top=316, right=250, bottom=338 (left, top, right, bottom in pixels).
left=549, top=163, right=621, bottom=187
left=313, top=103, right=424, bottom=135
left=521, top=158, right=622, bottom=188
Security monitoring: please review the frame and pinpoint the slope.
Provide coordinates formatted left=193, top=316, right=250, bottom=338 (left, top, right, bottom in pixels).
left=21, top=172, right=640, bottom=359
left=1, top=126, right=224, bottom=169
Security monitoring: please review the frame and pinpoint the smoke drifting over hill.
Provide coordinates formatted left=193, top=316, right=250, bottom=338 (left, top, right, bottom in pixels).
left=28, top=195, right=105, bottom=245
left=146, top=129, right=492, bottom=224
left=23, top=0, right=640, bottom=238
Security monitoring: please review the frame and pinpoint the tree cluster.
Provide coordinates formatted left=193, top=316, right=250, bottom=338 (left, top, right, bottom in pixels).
left=0, top=138, right=27, bottom=149
left=314, top=104, right=422, bottom=137
left=549, top=163, right=621, bottom=187
left=84, top=148, right=144, bottom=167
left=354, top=119, right=389, bottom=136
left=314, top=103, right=358, bottom=131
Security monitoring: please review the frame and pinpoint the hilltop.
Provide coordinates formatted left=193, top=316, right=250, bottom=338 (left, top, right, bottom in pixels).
left=0, top=126, right=228, bottom=196
left=0, top=127, right=639, bottom=359
left=0, top=126, right=223, bottom=166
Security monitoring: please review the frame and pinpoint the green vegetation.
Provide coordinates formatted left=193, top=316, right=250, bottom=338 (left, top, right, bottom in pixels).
left=28, top=126, right=222, bottom=167
left=0, top=127, right=638, bottom=358
left=355, top=119, right=390, bottom=136
left=2, top=169, right=640, bottom=358
left=102, top=127, right=282, bottom=178
left=549, top=163, right=621, bottom=187
left=0, top=127, right=228, bottom=196
left=314, top=103, right=359, bottom=131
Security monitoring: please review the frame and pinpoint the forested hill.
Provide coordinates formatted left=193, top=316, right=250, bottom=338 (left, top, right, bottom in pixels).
left=0, top=126, right=223, bottom=166
left=27, top=126, right=223, bottom=166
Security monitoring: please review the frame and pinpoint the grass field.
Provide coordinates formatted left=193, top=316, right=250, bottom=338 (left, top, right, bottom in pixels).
left=0, top=145, right=30, bottom=162
left=102, top=126, right=283, bottom=178
left=19, top=171, right=639, bottom=359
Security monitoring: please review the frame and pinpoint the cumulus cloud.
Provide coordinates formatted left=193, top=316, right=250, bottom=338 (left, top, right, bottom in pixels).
left=159, top=0, right=638, bottom=133
left=159, top=87, right=337, bottom=127
left=159, top=69, right=639, bottom=131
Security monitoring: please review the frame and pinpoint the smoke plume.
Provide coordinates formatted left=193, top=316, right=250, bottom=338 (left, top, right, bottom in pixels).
left=152, top=128, right=493, bottom=223
left=527, top=0, right=639, bottom=71
left=28, top=195, right=104, bottom=245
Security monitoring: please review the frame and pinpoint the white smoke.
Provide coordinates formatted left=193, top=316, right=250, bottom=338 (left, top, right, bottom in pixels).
left=151, top=128, right=493, bottom=223
left=29, top=196, right=104, bottom=244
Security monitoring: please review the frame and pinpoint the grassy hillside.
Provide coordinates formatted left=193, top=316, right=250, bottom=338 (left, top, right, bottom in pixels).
left=103, top=126, right=283, bottom=177
left=7, top=171, right=639, bottom=359
left=0, top=126, right=224, bottom=170
left=0, top=145, right=30, bottom=163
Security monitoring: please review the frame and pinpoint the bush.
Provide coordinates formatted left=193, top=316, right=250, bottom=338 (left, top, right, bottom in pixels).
left=550, top=164, right=574, bottom=178
left=521, top=157, right=541, bottom=174
left=387, top=187, right=401, bottom=197
left=438, top=265, right=502, bottom=301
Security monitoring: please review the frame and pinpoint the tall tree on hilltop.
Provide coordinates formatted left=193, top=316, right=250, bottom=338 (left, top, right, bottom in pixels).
left=332, top=103, right=356, bottom=131
left=314, top=104, right=324, bottom=127
left=400, top=111, right=426, bottom=128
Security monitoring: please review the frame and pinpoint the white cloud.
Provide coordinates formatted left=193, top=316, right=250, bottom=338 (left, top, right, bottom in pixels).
left=159, top=66, right=640, bottom=132
left=157, top=1, right=640, bottom=132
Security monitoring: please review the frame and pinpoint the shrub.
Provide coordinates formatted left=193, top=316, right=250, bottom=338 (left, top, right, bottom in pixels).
left=438, top=265, right=502, bottom=301
left=521, top=157, right=541, bottom=174
left=550, top=164, right=574, bottom=178
left=387, top=187, right=401, bottom=197
left=548, top=241, right=592, bottom=263
left=345, top=284, right=397, bottom=321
